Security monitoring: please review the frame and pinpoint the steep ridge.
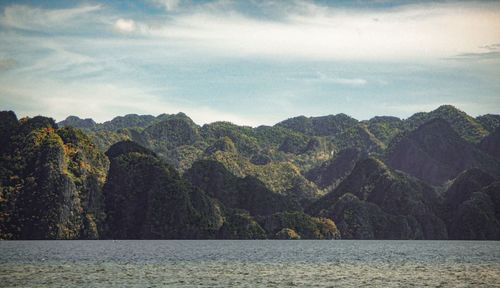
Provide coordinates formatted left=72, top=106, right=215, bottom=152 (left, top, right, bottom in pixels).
left=184, top=160, right=301, bottom=216
left=386, top=118, right=500, bottom=185
left=331, top=124, right=385, bottom=154
left=476, top=114, right=500, bottom=133
left=275, top=114, right=358, bottom=136
left=443, top=169, right=500, bottom=240
left=103, top=141, right=224, bottom=239
left=363, top=116, right=404, bottom=146
left=58, top=116, right=97, bottom=130
left=306, top=148, right=365, bottom=190
left=404, top=105, right=488, bottom=143
left=4, top=106, right=500, bottom=240
left=308, top=158, right=447, bottom=239
left=0, top=113, right=108, bottom=239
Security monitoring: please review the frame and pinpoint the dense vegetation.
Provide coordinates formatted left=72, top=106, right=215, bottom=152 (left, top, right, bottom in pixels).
left=1, top=104, right=499, bottom=239
left=386, top=118, right=500, bottom=185
left=0, top=112, right=107, bottom=239
left=307, top=158, right=447, bottom=239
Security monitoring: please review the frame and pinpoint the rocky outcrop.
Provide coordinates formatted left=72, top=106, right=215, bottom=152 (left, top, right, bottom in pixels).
left=0, top=114, right=107, bottom=239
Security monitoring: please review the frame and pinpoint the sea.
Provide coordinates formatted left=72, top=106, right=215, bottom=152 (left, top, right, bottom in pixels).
left=0, top=240, right=499, bottom=287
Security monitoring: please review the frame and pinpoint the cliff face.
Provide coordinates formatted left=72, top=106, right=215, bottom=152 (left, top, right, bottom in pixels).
left=0, top=113, right=107, bottom=239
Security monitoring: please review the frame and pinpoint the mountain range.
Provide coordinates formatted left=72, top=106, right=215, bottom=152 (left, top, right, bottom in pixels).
left=1, top=105, right=499, bottom=240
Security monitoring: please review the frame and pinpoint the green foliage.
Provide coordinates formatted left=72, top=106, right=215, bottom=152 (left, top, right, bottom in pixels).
left=443, top=169, right=500, bottom=240
left=275, top=228, right=301, bottom=240
left=201, top=121, right=259, bottom=157
left=0, top=114, right=107, bottom=239
left=258, top=211, right=340, bottom=239
left=476, top=114, right=500, bottom=133
left=278, top=134, right=309, bottom=154
left=331, top=124, right=385, bottom=154
left=250, top=154, right=271, bottom=165
left=205, top=136, right=237, bottom=154
left=276, top=114, right=358, bottom=136
left=405, top=105, right=488, bottom=143
left=386, top=118, right=500, bottom=185
left=5, top=106, right=500, bottom=240
left=217, top=209, right=266, bottom=239
left=60, top=112, right=361, bottom=189
left=207, top=150, right=322, bottom=201
left=308, top=157, right=447, bottom=239
left=363, top=116, right=403, bottom=145
left=322, top=193, right=399, bottom=239
left=86, top=129, right=133, bottom=152
left=58, top=116, right=97, bottom=130
left=0, top=111, right=19, bottom=152
left=170, top=145, right=205, bottom=172
left=306, top=148, right=363, bottom=190
left=103, top=141, right=224, bottom=239
left=143, top=114, right=201, bottom=151
left=185, top=160, right=301, bottom=216
left=479, top=126, right=500, bottom=161
left=106, top=139, right=155, bottom=158
left=100, top=114, right=156, bottom=131
left=253, top=125, right=306, bottom=148
left=449, top=191, right=500, bottom=240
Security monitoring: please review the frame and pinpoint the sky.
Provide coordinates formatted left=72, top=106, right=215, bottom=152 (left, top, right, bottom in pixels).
left=0, top=0, right=499, bottom=126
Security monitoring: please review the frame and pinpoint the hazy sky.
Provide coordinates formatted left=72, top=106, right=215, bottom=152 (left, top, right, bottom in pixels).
left=0, top=0, right=499, bottom=126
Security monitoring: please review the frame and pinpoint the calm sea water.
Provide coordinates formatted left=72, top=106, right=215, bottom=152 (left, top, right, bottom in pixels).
left=0, top=240, right=499, bottom=287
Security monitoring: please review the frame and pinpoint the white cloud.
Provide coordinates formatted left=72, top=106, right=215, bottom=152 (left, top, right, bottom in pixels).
left=150, top=0, right=180, bottom=12
left=332, top=78, right=367, bottom=86
left=135, top=1, right=500, bottom=60
left=0, top=32, right=98, bottom=77
left=1, top=1, right=499, bottom=126
left=3, top=1, right=500, bottom=61
left=0, top=77, right=264, bottom=126
left=314, top=72, right=367, bottom=86
left=114, top=18, right=136, bottom=33
left=0, top=4, right=102, bottom=31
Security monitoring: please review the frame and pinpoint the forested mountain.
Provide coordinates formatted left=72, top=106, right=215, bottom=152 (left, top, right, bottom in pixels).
left=307, top=157, right=447, bottom=239
left=386, top=118, right=500, bottom=185
left=0, top=112, right=107, bottom=239
left=1, top=105, right=499, bottom=239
